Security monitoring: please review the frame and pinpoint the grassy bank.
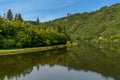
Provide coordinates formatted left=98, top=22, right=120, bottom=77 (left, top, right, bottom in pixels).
left=0, top=45, right=66, bottom=56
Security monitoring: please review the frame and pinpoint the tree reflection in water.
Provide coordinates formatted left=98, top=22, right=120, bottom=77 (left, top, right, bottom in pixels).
left=0, top=44, right=120, bottom=80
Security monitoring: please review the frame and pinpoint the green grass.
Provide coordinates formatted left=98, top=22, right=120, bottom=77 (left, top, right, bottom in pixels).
left=0, top=45, right=66, bottom=55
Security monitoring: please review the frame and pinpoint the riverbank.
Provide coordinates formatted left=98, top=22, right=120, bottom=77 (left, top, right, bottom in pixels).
left=0, top=45, right=66, bottom=56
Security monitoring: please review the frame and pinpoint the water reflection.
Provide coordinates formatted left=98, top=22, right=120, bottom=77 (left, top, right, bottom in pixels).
left=0, top=44, right=120, bottom=80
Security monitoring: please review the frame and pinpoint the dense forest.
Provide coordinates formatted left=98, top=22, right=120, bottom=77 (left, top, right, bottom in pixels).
left=1, top=3, right=120, bottom=49
left=0, top=9, right=68, bottom=49
left=44, top=3, right=120, bottom=43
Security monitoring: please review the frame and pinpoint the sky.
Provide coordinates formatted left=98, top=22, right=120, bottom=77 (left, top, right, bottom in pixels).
left=0, top=0, right=120, bottom=22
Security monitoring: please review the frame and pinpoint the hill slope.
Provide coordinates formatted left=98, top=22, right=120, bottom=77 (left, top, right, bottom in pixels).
left=43, top=3, right=120, bottom=43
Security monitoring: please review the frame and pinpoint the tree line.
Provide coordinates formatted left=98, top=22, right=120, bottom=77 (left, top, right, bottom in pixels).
left=2, top=9, right=40, bottom=24
left=0, top=9, right=68, bottom=49
left=43, top=3, right=120, bottom=43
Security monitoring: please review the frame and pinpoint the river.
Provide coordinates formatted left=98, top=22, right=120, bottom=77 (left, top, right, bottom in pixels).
left=0, top=44, right=120, bottom=80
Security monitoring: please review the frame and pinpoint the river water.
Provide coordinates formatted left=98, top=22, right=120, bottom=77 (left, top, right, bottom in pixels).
left=0, top=44, right=120, bottom=80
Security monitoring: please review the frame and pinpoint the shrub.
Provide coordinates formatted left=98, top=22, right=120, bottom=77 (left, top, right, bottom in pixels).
left=3, top=39, right=16, bottom=49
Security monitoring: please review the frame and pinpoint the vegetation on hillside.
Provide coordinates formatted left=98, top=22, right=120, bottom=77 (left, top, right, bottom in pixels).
left=1, top=3, right=120, bottom=49
left=43, top=3, right=120, bottom=43
left=0, top=9, right=68, bottom=49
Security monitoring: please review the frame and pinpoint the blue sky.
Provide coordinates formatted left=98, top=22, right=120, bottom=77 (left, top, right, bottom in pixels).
left=0, top=0, right=120, bottom=22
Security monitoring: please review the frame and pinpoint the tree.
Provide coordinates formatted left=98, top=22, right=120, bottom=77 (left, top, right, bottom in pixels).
left=15, top=13, right=23, bottom=22
left=17, top=13, right=23, bottom=22
left=36, top=17, right=40, bottom=24
left=14, top=14, right=18, bottom=21
left=3, top=39, right=16, bottom=49
left=3, top=13, right=6, bottom=19
left=67, top=13, right=71, bottom=17
left=7, top=9, right=13, bottom=21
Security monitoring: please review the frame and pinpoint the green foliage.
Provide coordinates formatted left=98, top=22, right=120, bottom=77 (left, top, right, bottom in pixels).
left=2, top=3, right=120, bottom=48
left=36, top=17, right=40, bottom=24
left=0, top=35, right=5, bottom=48
left=43, top=3, right=120, bottom=43
left=110, top=34, right=120, bottom=43
left=3, top=39, right=16, bottom=49
left=15, top=13, right=23, bottom=22
left=7, top=9, right=13, bottom=21
left=0, top=14, right=68, bottom=49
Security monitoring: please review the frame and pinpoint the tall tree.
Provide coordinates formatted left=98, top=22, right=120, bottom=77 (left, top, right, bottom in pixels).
left=14, top=13, right=18, bottom=21
left=36, top=17, right=40, bottom=24
left=67, top=13, right=71, bottom=17
left=17, top=13, right=23, bottom=22
left=7, top=9, right=13, bottom=21
left=15, top=13, right=23, bottom=22
left=3, top=13, right=6, bottom=19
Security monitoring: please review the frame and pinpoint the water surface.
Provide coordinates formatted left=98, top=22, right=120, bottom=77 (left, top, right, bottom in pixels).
left=0, top=44, right=120, bottom=80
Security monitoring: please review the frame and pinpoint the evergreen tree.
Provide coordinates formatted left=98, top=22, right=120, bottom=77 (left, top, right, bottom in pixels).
left=67, top=13, right=71, bottom=17
left=15, top=13, right=23, bottom=22
left=18, top=13, right=23, bottom=22
left=14, top=13, right=18, bottom=21
left=7, top=9, right=13, bottom=21
left=36, top=17, right=40, bottom=24
left=3, top=13, right=6, bottom=19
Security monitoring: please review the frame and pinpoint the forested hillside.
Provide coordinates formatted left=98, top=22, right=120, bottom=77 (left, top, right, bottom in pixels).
left=1, top=3, right=120, bottom=49
left=43, top=3, right=120, bottom=43
left=0, top=9, right=68, bottom=49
